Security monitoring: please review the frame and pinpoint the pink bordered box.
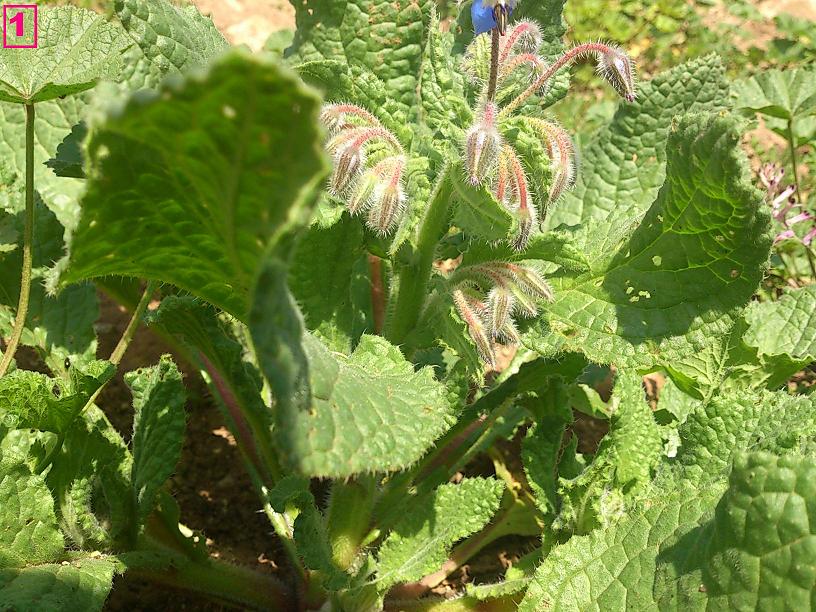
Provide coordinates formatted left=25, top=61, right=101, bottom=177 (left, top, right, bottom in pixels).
left=3, top=5, right=38, bottom=49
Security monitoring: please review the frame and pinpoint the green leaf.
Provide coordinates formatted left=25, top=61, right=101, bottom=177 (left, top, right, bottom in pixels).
left=0, top=557, right=117, bottom=612
left=62, top=53, right=329, bottom=320
left=45, top=406, right=132, bottom=550
left=374, top=477, right=505, bottom=589
left=0, top=460, right=64, bottom=569
left=672, top=391, right=816, bottom=486
left=547, top=55, right=730, bottom=250
left=45, top=122, right=87, bottom=179
left=733, top=66, right=816, bottom=121
left=521, top=391, right=816, bottom=611
left=555, top=372, right=662, bottom=533
left=452, top=169, right=515, bottom=243
left=286, top=0, right=433, bottom=117
left=288, top=216, right=371, bottom=353
left=679, top=452, right=816, bottom=610
left=145, top=296, right=272, bottom=457
left=0, top=7, right=128, bottom=104
left=114, top=0, right=229, bottom=90
left=526, top=113, right=771, bottom=370
left=0, top=97, right=87, bottom=231
left=744, top=284, right=816, bottom=367
left=522, top=389, right=572, bottom=517
left=127, top=356, right=186, bottom=524
left=0, top=362, right=114, bottom=434
left=251, top=259, right=454, bottom=478
left=0, top=202, right=99, bottom=373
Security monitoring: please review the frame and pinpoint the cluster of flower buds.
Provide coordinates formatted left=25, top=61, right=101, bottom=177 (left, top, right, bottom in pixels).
left=320, top=103, right=408, bottom=235
left=449, top=261, right=554, bottom=366
left=462, top=20, right=636, bottom=250
left=759, top=163, right=816, bottom=246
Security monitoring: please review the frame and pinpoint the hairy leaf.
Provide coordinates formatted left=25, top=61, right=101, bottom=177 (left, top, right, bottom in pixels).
left=127, top=356, right=186, bottom=524
left=62, top=53, right=329, bottom=320
left=374, top=477, right=505, bottom=589
left=114, top=0, right=229, bottom=90
left=526, top=113, right=771, bottom=370
left=0, top=7, right=128, bottom=104
left=0, top=460, right=64, bottom=569
left=0, top=557, right=116, bottom=612
left=286, top=0, right=433, bottom=118
left=252, top=259, right=454, bottom=477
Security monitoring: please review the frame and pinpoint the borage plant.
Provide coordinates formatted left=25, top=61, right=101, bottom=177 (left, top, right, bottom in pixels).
left=1, top=1, right=815, bottom=611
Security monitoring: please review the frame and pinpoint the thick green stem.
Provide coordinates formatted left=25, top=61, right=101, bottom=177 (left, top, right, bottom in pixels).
left=127, top=535, right=293, bottom=610
left=384, top=166, right=454, bottom=347
left=0, top=104, right=35, bottom=378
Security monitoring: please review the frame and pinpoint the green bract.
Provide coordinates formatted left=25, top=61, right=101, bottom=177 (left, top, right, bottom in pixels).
left=0, top=1, right=813, bottom=610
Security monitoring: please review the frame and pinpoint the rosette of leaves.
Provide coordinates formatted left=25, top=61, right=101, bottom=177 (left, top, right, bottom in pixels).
left=3, top=0, right=808, bottom=610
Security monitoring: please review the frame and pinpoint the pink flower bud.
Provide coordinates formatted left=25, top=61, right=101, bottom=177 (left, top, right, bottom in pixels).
left=320, top=103, right=381, bottom=135
left=499, top=21, right=543, bottom=63
left=329, top=143, right=365, bottom=195
left=465, top=102, right=502, bottom=186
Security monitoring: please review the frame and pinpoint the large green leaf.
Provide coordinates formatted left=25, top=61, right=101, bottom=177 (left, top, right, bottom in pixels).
left=675, top=452, right=816, bottom=610
left=127, top=356, right=186, bottom=524
left=733, top=66, right=816, bottom=121
left=250, top=259, right=454, bottom=478
left=525, top=113, right=771, bottom=370
left=0, top=7, right=128, bottom=104
left=520, top=386, right=816, bottom=611
left=114, top=0, right=229, bottom=91
left=546, top=55, right=730, bottom=252
left=62, top=53, right=329, bottom=320
left=286, top=0, right=433, bottom=118
left=374, top=477, right=505, bottom=589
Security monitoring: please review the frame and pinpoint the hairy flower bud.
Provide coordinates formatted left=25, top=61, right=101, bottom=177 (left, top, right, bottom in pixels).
left=453, top=288, right=496, bottom=367
left=329, top=143, right=365, bottom=195
left=497, top=146, right=536, bottom=250
left=365, top=157, right=407, bottom=235
left=465, top=102, right=502, bottom=186
left=487, top=286, right=514, bottom=336
left=596, top=46, right=637, bottom=103
left=527, top=118, right=576, bottom=207
left=499, top=20, right=543, bottom=62
left=320, top=103, right=381, bottom=135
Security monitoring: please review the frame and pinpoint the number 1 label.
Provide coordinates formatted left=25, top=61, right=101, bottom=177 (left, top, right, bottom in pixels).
left=2, top=5, right=38, bottom=49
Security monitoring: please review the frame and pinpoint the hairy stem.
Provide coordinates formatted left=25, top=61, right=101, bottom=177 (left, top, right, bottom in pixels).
left=384, top=165, right=454, bottom=348
left=0, top=104, right=35, bottom=378
left=787, top=118, right=816, bottom=279
left=486, top=27, right=501, bottom=102
left=500, top=42, right=610, bottom=117
left=369, top=254, right=386, bottom=334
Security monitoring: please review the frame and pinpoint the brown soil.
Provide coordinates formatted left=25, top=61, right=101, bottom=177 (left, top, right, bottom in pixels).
left=98, top=293, right=290, bottom=611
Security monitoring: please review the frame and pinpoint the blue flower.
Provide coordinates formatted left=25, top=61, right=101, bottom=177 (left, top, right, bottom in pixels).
left=472, top=1, right=516, bottom=36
